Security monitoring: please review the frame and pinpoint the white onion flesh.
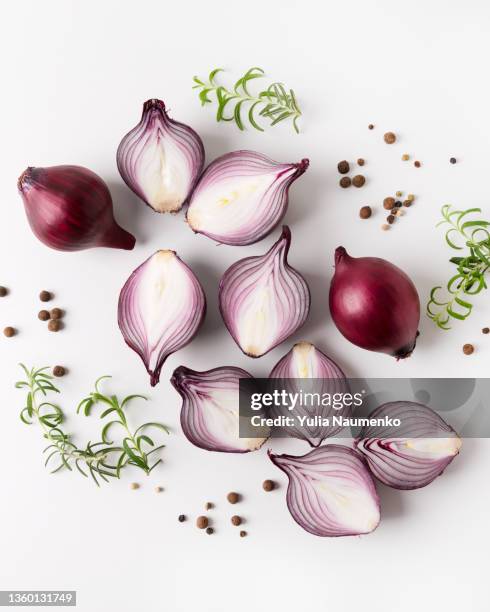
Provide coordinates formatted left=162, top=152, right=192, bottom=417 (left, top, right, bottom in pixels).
left=171, top=366, right=269, bottom=452
left=219, top=226, right=310, bottom=357
left=118, top=250, right=206, bottom=386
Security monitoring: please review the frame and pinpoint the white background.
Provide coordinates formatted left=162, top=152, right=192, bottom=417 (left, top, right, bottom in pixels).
left=1, top=1, right=489, bottom=610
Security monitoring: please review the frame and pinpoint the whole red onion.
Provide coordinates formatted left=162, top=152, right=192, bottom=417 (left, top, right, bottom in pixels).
left=329, top=246, right=420, bottom=358
left=18, top=165, right=136, bottom=251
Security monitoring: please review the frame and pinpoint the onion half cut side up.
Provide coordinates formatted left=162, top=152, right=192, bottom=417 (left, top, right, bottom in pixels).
left=117, top=99, right=205, bottom=214
left=171, top=366, right=269, bottom=452
left=219, top=226, right=310, bottom=358
left=18, top=165, right=135, bottom=252
left=329, top=247, right=420, bottom=359
left=118, top=250, right=206, bottom=386
left=269, top=342, right=351, bottom=446
left=355, top=401, right=461, bottom=490
left=269, top=445, right=380, bottom=537
left=186, top=150, right=309, bottom=245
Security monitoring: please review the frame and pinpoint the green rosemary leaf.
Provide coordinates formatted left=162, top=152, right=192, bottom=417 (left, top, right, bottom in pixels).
left=427, top=205, right=490, bottom=329
left=120, top=394, right=147, bottom=409
left=137, top=434, right=154, bottom=448
left=101, top=420, right=120, bottom=444
left=193, top=67, right=302, bottom=133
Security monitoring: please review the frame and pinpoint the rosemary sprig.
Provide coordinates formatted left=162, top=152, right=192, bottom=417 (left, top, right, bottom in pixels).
left=77, top=376, right=169, bottom=476
left=427, top=205, right=490, bottom=329
left=192, top=67, right=302, bottom=133
left=16, top=365, right=168, bottom=485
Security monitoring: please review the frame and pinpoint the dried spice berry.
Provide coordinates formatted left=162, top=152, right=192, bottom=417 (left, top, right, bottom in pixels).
left=357, top=158, right=365, bottom=166
left=402, top=154, right=410, bottom=161
left=39, top=290, right=52, bottom=302
left=395, top=209, right=405, bottom=217
left=130, top=482, right=140, bottom=490
left=206, top=527, right=214, bottom=535
left=414, top=160, right=421, bottom=168
left=50, top=308, right=63, bottom=320
left=368, top=124, right=374, bottom=130
left=205, top=502, right=213, bottom=511
left=239, top=530, right=247, bottom=537
left=227, top=492, right=239, bottom=504
left=3, top=327, right=16, bottom=338
left=352, top=175, right=366, bottom=188
left=38, top=310, right=50, bottom=321
left=381, top=224, right=390, bottom=231
left=0, top=286, right=8, bottom=297
left=463, top=344, right=474, bottom=355
left=178, top=514, right=187, bottom=523
left=196, top=516, right=209, bottom=529
left=262, top=479, right=275, bottom=492
left=393, top=201, right=402, bottom=208
left=48, top=319, right=61, bottom=332
left=231, top=515, right=242, bottom=526
left=450, top=158, right=457, bottom=164
left=383, top=197, right=395, bottom=210
left=154, top=486, right=163, bottom=493
left=337, top=160, right=350, bottom=174
left=387, top=215, right=395, bottom=224
left=395, top=191, right=403, bottom=198
left=339, top=176, right=351, bottom=188
left=52, top=365, right=66, bottom=377
left=359, top=206, right=372, bottom=219
left=482, top=327, right=489, bottom=334
left=403, top=200, right=413, bottom=207
left=384, top=132, right=396, bottom=144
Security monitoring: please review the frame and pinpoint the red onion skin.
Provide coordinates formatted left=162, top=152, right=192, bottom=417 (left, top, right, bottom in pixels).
left=329, top=247, right=420, bottom=358
left=18, top=165, right=135, bottom=251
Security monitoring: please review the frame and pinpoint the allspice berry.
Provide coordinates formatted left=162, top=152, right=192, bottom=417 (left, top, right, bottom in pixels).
left=357, top=158, right=365, bottom=166
left=196, top=516, right=209, bottom=529
left=239, top=530, right=247, bottom=538
left=262, top=479, right=276, bottom=492
left=39, top=290, right=52, bottom=302
left=384, top=131, right=396, bottom=144
left=368, top=124, right=374, bottom=130
left=52, top=365, right=66, bottom=377
left=3, top=326, right=16, bottom=338
left=482, top=327, right=490, bottom=335
left=337, top=160, right=350, bottom=174
left=38, top=310, right=50, bottom=321
left=48, top=319, right=61, bottom=332
left=231, top=515, right=242, bottom=526
left=383, top=197, right=395, bottom=210
left=359, top=206, right=372, bottom=219
left=414, top=160, right=421, bottom=168
left=387, top=215, right=395, bottom=224
left=339, top=176, right=351, bottom=188
left=0, top=286, right=8, bottom=297
left=50, top=308, right=63, bottom=320
left=463, top=343, right=474, bottom=355
left=227, top=492, right=239, bottom=504
left=352, top=175, right=366, bottom=188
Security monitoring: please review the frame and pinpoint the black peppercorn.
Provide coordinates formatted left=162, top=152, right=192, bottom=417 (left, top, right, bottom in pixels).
left=178, top=514, right=186, bottom=523
left=450, top=157, right=457, bottom=164
left=39, top=290, right=52, bottom=302
left=337, top=160, right=350, bottom=174
left=206, top=527, right=214, bottom=535
left=38, top=310, right=50, bottom=321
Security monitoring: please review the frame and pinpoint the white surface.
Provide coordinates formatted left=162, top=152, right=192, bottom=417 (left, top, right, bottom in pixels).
left=1, top=1, right=489, bottom=610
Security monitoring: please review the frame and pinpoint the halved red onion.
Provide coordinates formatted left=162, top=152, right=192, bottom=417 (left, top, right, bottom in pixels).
left=269, top=342, right=350, bottom=446
left=186, top=150, right=309, bottom=245
left=269, top=445, right=380, bottom=537
left=355, top=402, right=461, bottom=490
left=117, top=99, right=204, bottom=214
left=219, top=226, right=310, bottom=358
left=171, top=365, right=269, bottom=452
left=118, top=250, right=206, bottom=386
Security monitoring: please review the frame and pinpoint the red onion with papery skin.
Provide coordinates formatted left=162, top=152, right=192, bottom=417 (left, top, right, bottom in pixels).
left=269, top=341, right=351, bottom=446
left=17, top=165, right=135, bottom=251
left=269, top=445, right=380, bottom=537
left=219, top=226, right=310, bottom=358
left=355, top=401, right=461, bottom=490
left=186, top=150, right=309, bottom=245
left=171, top=365, right=269, bottom=453
left=117, top=99, right=204, bottom=214
left=118, top=250, right=206, bottom=386
left=329, top=247, right=420, bottom=358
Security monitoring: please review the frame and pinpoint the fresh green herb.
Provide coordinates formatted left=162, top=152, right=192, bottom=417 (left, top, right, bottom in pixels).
left=16, top=365, right=168, bottom=485
left=427, top=205, right=490, bottom=329
left=193, top=67, right=302, bottom=133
